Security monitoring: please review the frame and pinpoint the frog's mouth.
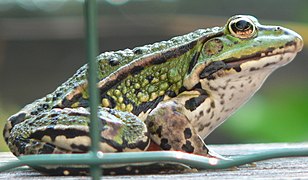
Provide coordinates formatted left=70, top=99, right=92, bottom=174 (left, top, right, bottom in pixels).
left=199, top=41, right=301, bottom=79
left=224, top=41, right=299, bottom=70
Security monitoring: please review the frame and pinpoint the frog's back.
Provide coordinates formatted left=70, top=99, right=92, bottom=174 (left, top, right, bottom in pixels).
left=55, top=28, right=221, bottom=110
left=97, top=28, right=220, bottom=80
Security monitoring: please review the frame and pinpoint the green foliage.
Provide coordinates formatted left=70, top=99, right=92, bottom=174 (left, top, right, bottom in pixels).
left=222, top=86, right=308, bottom=143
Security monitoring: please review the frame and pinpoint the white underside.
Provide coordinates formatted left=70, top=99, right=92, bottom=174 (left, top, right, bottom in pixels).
left=189, top=52, right=297, bottom=138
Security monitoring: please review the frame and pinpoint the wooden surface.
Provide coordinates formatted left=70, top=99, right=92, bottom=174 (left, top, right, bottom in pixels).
left=1, top=143, right=308, bottom=179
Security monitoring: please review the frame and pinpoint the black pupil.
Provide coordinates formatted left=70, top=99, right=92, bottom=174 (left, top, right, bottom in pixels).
left=234, top=20, right=251, bottom=31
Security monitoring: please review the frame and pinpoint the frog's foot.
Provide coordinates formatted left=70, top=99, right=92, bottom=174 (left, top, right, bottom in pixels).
left=145, top=101, right=209, bottom=156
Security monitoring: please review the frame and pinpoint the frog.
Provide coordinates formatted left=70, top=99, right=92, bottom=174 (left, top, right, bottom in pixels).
left=2, top=15, right=303, bottom=175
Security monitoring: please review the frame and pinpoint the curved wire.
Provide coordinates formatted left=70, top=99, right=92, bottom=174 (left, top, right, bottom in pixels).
left=1, top=147, right=307, bottom=173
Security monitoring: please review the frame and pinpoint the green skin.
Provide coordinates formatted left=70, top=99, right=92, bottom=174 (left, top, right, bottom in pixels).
left=2, top=15, right=303, bottom=175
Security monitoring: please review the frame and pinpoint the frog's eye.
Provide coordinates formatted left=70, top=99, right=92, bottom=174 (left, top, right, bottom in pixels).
left=228, top=17, right=256, bottom=39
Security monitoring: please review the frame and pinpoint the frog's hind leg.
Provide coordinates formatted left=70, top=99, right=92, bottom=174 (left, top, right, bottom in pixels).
left=7, top=107, right=150, bottom=156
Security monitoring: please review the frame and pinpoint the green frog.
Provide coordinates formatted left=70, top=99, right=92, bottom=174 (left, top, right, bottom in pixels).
left=2, top=15, right=303, bottom=175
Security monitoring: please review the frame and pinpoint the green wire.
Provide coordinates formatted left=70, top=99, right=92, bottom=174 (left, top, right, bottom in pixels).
left=84, top=0, right=101, bottom=178
left=1, top=148, right=308, bottom=173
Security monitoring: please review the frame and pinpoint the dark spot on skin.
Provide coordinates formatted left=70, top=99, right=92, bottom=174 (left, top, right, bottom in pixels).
left=181, top=140, right=194, bottom=153
left=216, top=117, right=221, bottom=122
left=285, top=41, right=296, bottom=47
left=38, top=143, right=56, bottom=154
left=42, top=104, right=49, bottom=110
left=29, top=127, right=89, bottom=142
left=156, top=126, right=162, bottom=138
left=224, top=108, right=232, bottom=113
left=134, top=88, right=142, bottom=95
left=147, top=121, right=154, bottom=128
left=9, top=112, right=26, bottom=127
left=146, top=75, right=154, bottom=82
left=165, top=90, right=176, bottom=98
left=30, top=111, right=38, bottom=116
left=199, top=111, right=204, bottom=117
left=250, top=67, right=259, bottom=71
left=210, top=101, right=215, bottom=108
left=77, top=98, right=89, bottom=107
left=60, top=93, right=82, bottom=108
left=209, top=85, right=218, bottom=91
left=184, top=128, right=192, bottom=139
left=71, top=144, right=89, bottom=152
left=56, top=92, right=62, bottom=97
left=178, top=86, right=187, bottom=94
left=240, top=83, right=244, bottom=88
left=68, top=111, right=89, bottom=117
left=233, top=66, right=241, bottom=72
left=199, top=61, right=227, bottom=79
left=109, top=58, right=120, bottom=66
left=184, top=95, right=208, bottom=111
left=52, top=96, right=58, bottom=101
left=101, top=94, right=117, bottom=108
left=133, top=48, right=143, bottom=54
left=49, top=113, right=59, bottom=118
left=132, top=96, right=164, bottom=115
left=187, top=52, right=200, bottom=74
left=229, top=86, right=236, bottom=90
left=123, top=136, right=150, bottom=151
left=263, top=62, right=276, bottom=68
left=220, top=100, right=225, bottom=105
left=198, top=122, right=211, bottom=132
left=210, top=111, right=214, bottom=119
left=194, top=88, right=208, bottom=95
left=193, top=82, right=203, bottom=89
left=122, top=94, right=133, bottom=105
left=229, top=93, right=234, bottom=100
left=206, top=108, right=211, bottom=113
left=160, top=138, right=171, bottom=150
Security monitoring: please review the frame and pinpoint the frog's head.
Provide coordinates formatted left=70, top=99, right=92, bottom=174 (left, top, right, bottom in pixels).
left=184, top=15, right=303, bottom=92
left=183, top=15, right=303, bottom=121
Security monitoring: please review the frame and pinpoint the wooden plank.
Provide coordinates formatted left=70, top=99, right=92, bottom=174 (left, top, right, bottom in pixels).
left=1, top=143, right=308, bottom=179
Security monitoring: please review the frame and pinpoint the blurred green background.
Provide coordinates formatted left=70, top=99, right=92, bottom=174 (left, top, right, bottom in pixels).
left=0, top=0, right=307, bottom=152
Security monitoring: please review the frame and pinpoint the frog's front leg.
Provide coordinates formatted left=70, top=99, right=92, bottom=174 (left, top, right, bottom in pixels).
left=145, top=93, right=210, bottom=156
